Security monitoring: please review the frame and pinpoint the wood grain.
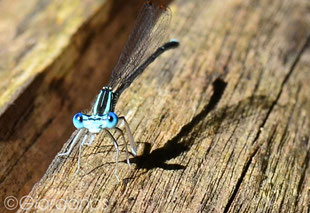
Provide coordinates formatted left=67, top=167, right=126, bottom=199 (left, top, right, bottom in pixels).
left=1, top=0, right=310, bottom=212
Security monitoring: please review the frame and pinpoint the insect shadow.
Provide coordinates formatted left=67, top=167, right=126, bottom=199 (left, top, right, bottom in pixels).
left=131, top=78, right=227, bottom=171
left=82, top=77, right=271, bottom=177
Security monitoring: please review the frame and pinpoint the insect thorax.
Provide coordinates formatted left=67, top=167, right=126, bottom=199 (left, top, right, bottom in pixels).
left=92, top=87, right=117, bottom=115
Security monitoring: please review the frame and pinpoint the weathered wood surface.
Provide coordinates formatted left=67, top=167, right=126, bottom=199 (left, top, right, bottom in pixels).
left=1, top=0, right=310, bottom=212
left=0, top=0, right=144, bottom=212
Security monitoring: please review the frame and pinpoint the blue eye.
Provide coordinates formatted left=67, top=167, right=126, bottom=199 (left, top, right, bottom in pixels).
left=73, top=113, right=84, bottom=129
left=106, top=112, right=118, bottom=128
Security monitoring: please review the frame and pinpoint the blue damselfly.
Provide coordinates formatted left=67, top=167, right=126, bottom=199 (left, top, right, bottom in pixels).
left=58, top=0, right=179, bottom=181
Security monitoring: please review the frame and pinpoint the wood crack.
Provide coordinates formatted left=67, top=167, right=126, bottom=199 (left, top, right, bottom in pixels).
left=252, top=34, right=310, bottom=145
left=223, top=145, right=260, bottom=213
left=222, top=33, right=310, bottom=212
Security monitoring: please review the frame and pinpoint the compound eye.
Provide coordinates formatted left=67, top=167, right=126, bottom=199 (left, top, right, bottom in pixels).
left=106, top=112, right=118, bottom=128
left=73, top=113, right=84, bottom=129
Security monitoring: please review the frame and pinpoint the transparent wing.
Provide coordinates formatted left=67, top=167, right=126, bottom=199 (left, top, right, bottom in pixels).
left=108, top=2, right=171, bottom=95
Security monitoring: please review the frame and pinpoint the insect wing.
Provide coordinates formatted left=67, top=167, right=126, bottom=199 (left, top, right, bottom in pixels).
left=108, top=2, right=171, bottom=95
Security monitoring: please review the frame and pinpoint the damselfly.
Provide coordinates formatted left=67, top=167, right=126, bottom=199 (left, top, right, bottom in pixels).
left=58, top=0, right=179, bottom=181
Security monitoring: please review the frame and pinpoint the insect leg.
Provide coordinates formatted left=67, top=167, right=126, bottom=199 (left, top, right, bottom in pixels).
left=104, top=129, right=120, bottom=182
left=119, top=116, right=137, bottom=156
left=84, top=134, right=96, bottom=146
left=74, top=133, right=88, bottom=176
left=58, top=129, right=84, bottom=156
left=114, top=127, right=131, bottom=166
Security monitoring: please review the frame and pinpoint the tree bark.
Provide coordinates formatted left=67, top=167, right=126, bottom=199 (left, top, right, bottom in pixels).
left=1, top=0, right=310, bottom=212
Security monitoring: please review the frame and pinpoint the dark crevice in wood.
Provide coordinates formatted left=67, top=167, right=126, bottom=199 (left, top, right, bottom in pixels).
left=223, top=34, right=310, bottom=213
left=252, top=33, right=310, bottom=145
left=223, top=145, right=260, bottom=213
